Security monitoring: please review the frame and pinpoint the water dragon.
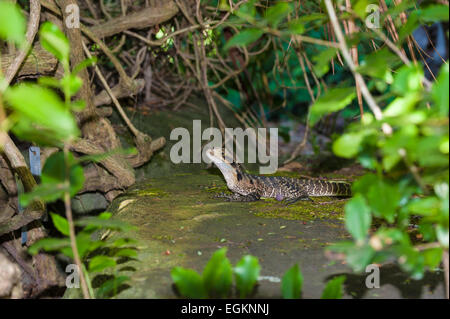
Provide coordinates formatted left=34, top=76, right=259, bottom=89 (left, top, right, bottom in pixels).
left=206, top=148, right=351, bottom=204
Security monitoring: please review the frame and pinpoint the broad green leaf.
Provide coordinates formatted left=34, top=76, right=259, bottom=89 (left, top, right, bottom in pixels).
left=265, top=2, right=292, bottom=28
left=171, top=267, right=207, bottom=298
left=39, top=22, right=70, bottom=65
left=224, top=28, right=264, bottom=50
left=96, top=275, right=130, bottom=298
left=321, top=275, right=346, bottom=299
left=418, top=5, right=449, bottom=23
left=309, top=87, right=356, bottom=126
left=75, top=215, right=132, bottom=232
left=313, top=48, right=338, bottom=77
left=89, top=255, right=117, bottom=272
left=281, top=264, right=303, bottom=299
left=346, top=244, right=375, bottom=272
left=202, top=248, right=233, bottom=297
left=28, top=238, right=69, bottom=255
left=234, top=255, right=260, bottom=298
left=383, top=93, right=421, bottom=118
left=358, top=49, right=396, bottom=83
left=432, top=63, right=449, bottom=117
left=115, top=248, right=138, bottom=258
left=41, top=152, right=85, bottom=196
left=367, top=179, right=400, bottom=223
left=392, top=64, right=424, bottom=95
left=19, top=183, right=66, bottom=206
left=333, top=132, right=365, bottom=158
left=395, top=244, right=425, bottom=279
left=422, top=248, right=443, bottom=269
left=345, top=194, right=372, bottom=242
left=4, top=84, right=79, bottom=142
left=50, top=212, right=70, bottom=236
left=287, top=19, right=306, bottom=35
left=0, top=2, right=25, bottom=44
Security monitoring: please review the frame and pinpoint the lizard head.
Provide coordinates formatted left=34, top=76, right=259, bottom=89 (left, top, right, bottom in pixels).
left=205, top=147, right=245, bottom=188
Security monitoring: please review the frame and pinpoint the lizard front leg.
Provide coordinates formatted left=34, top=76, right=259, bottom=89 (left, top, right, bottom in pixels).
left=216, top=192, right=261, bottom=202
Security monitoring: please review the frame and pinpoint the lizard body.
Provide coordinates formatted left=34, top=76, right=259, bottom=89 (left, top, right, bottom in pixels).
left=206, top=148, right=351, bottom=203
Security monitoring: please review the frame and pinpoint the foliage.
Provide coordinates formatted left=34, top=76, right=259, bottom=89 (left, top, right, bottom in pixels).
left=171, top=248, right=344, bottom=299
left=0, top=6, right=131, bottom=299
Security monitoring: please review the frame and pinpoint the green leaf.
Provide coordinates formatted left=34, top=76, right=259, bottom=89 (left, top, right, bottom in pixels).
left=287, top=19, right=306, bottom=35
left=333, top=131, right=367, bottom=159
left=75, top=215, right=132, bottom=232
left=265, top=2, right=292, bottom=28
left=41, top=152, right=85, bottom=196
left=89, top=255, right=117, bottom=272
left=418, top=5, right=449, bottom=23
left=0, top=2, right=25, bottom=44
left=115, top=248, right=138, bottom=258
left=313, top=48, right=338, bottom=77
left=28, top=238, right=69, bottom=255
left=73, top=57, right=97, bottom=75
left=19, top=183, right=66, bottom=206
left=234, top=255, right=260, bottom=298
left=50, top=213, right=70, bottom=236
left=345, top=194, right=372, bottom=242
left=367, top=180, right=400, bottom=223
left=422, top=248, right=443, bottom=269
left=202, top=248, right=233, bottom=297
left=96, top=275, right=130, bottom=298
left=309, top=87, right=356, bottom=126
left=61, top=74, right=83, bottom=97
left=171, top=267, right=207, bottom=298
left=321, top=275, right=346, bottom=299
left=39, top=22, right=70, bottom=66
left=4, top=84, right=79, bottom=142
left=383, top=93, right=421, bottom=118
left=432, top=63, right=449, bottom=117
left=281, top=264, right=303, bottom=299
left=392, top=64, right=424, bottom=95
left=224, top=28, right=264, bottom=50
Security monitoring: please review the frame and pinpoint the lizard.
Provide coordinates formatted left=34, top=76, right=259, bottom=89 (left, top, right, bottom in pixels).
left=206, top=147, right=351, bottom=204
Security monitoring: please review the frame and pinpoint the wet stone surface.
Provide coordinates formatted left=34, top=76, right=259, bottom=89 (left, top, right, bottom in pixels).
left=64, top=171, right=445, bottom=299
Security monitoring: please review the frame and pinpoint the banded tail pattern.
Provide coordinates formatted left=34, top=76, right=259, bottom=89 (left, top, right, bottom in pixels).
left=299, top=179, right=352, bottom=197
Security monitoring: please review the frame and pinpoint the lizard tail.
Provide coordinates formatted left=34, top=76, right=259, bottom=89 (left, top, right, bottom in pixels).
left=305, top=180, right=352, bottom=197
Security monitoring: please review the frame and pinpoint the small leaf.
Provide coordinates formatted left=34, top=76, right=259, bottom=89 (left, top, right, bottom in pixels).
left=28, top=238, right=69, bottom=255
left=345, top=194, right=372, bottom=242
left=281, top=264, right=303, bottom=299
left=202, top=248, right=233, bottom=297
left=89, top=255, right=117, bottom=272
left=5, top=84, right=79, bottom=142
left=265, top=2, right=292, bottom=28
left=321, top=275, right=346, bottom=299
left=115, top=248, right=138, bottom=258
left=50, top=213, right=70, bottom=236
left=96, top=275, right=130, bottom=298
left=234, top=255, right=260, bottom=298
left=333, top=132, right=365, bottom=159
left=39, top=22, right=70, bottom=66
left=224, top=28, right=263, bottom=50
left=0, top=2, right=25, bottom=44
left=171, top=267, right=207, bottom=298
left=309, top=87, right=356, bottom=126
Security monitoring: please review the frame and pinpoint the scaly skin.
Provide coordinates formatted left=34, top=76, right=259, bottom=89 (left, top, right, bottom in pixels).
left=206, top=148, right=351, bottom=203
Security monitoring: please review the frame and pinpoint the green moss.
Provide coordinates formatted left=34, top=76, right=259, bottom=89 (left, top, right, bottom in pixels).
left=251, top=197, right=348, bottom=221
